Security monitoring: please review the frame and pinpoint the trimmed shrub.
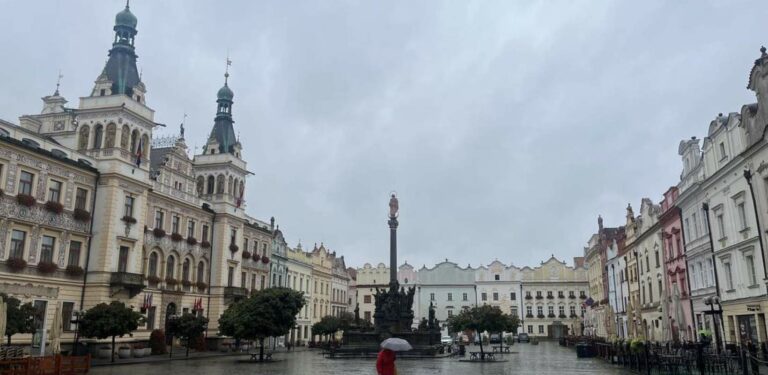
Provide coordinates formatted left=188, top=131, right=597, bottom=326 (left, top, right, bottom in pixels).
left=149, top=329, right=167, bottom=354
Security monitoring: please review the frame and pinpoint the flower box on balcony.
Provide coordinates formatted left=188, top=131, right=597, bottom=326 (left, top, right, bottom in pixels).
left=200, top=241, right=211, bottom=249
left=186, top=237, right=198, bottom=246
left=65, top=265, right=84, bottom=277
left=546, top=295, right=554, bottom=299
left=524, top=296, right=533, bottom=300
left=547, top=313, right=555, bottom=318
left=37, top=261, right=58, bottom=274
left=165, top=277, right=178, bottom=286
left=121, top=216, right=137, bottom=224
left=535, top=296, right=543, bottom=300
left=261, top=256, right=270, bottom=264
left=181, top=280, right=192, bottom=288
left=558, top=314, right=567, bottom=319
left=153, top=228, right=166, bottom=238
left=569, top=295, right=576, bottom=299
left=16, top=193, right=36, bottom=207
left=526, top=313, right=534, bottom=318
left=558, top=295, right=565, bottom=299
left=74, top=208, right=91, bottom=222
left=570, top=314, right=578, bottom=318
left=44, top=201, right=63, bottom=214
left=253, top=254, right=261, bottom=262
left=146, top=275, right=161, bottom=284
left=580, top=295, right=587, bottom=299
left=537, top=314, right=545, bottom=319
left=229, top=244, right=239, bottom=253
left=196, top=281, right=208, bottom=291
left=7, top=257, right=27, bottom=272
left=242, top=251, right=251, bottom=259
left=171, top=233, right=184, bottom=242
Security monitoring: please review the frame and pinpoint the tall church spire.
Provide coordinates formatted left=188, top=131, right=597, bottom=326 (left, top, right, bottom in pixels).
left=206, top=58, right=238, bottom=155
left=99, top=1, right=141, bottom=97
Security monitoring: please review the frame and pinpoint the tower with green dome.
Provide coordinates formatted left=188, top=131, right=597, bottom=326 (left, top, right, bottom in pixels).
left=93, top=0, right=143, bottom=99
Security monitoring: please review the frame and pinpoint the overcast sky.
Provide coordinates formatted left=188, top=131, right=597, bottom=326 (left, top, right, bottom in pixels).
left=0, top=1, right=766, bottom=270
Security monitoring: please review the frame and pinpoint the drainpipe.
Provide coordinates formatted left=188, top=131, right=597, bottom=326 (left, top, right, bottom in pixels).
left=702, top=202, right=725, bottom=347
left=75, top=171, right=99, bottom=350
left=676, top=206, right=697, bottom=341
left=744, top=169, right=768, bottom=289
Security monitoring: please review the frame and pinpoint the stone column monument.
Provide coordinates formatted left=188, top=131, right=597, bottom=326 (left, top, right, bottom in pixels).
left=388, top=194, right=399, bottom=288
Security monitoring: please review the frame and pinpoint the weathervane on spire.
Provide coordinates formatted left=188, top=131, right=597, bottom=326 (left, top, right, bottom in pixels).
left=225, top=52, right=232, bottom=84
left=55, top=70, right=63, bottom=96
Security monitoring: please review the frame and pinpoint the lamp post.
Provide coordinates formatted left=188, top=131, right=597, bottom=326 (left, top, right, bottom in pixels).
left=704, top=296, right=723, bottom=354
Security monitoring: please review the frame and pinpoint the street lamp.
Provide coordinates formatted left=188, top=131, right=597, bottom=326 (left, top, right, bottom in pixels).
left=704, top=295, right=723, bottom=354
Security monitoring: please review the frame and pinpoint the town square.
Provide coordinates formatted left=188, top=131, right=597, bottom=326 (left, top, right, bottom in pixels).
left=1, top=1, right=768, bottom=374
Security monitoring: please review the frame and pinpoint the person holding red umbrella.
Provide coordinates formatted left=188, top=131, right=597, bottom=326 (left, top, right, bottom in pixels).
left=376, top=348, right=396, bottom=375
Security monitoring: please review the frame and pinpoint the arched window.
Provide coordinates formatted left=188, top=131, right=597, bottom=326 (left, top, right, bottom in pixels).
left=120, top=125, right=130, bottom=149
left=148, top=252, right=159, bottom=277
left=105, top=123, right=117, bottom=148
left=78, top=125, right=90, bottom=150
left=216, top=174, right=225, bottom=194
left=130, top=129, right=139, bottom=153
left=233, top=178, right=239, bottom=197
left=228, top=175, right=234, bottom=195
left=166, top=255, right=175, bottom=279
left=196, top=176, right=204, bottom=195
left=141, top=134, right=150, bottom=157
left=93, top=124, right=104, bottom=149
left=197, top=261, right=205, bottom=283
left=206, top=176, right=215, bottom=194
left=182, top=258, right=190, bottom=281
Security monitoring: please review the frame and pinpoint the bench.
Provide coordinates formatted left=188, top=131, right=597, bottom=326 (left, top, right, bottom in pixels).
left=469, top=351, right=496, bottom=361
left=250, top=352, right=273, bottom=361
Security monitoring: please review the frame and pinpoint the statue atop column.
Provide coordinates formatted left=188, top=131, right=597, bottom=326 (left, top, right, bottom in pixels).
left=389, top=193, right=399, bottom=218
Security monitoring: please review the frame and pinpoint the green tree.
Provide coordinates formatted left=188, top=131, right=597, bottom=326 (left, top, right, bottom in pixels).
left=167, top=313, right=208, bottom=357
left=79, top=302, right=144, bottom=363
left=447, top=305, right=519, bottom=360
left=312, top=315, right=345, bottom=344
left=0, top=294, right=35, bottom=345
left=219, top=287, right=304, bottom=362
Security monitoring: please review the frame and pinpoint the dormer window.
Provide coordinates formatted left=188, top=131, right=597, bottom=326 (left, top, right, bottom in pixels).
left=100, top=89, right=106, bottom=96
left=136, top=95, right=141, bottom=102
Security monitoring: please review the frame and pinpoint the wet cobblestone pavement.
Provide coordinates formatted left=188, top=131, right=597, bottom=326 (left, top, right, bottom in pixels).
left=90, top=341, right=632, bottom=375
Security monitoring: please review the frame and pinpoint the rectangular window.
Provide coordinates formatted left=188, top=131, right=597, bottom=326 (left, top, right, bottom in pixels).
left=62, top=301, right=75, bottom=332
left=40, top=236, right=55, bottom=263
left=737, top=202, right=747, bottom=230
left=48, top=180, right=62, bottom=203
left=719, top=142, right=726, bottom=159
left=124, top=196, right=134, bottom=217
left=494, top=274, right=500, bottom=281
left=481, top=293, right=487, bottom=301
left=447, top=293, right=453, bottom=301
left=526, top=306, right=532, bottom=315
left=75, top=188, right=88, bottom=210
left=19, top=171, right=34, bottom=195
left=746, top=254, right=757, bottom=286
left=227, top=267, right=234, bottom=287
left=364, top=311, right=371, bottom=322
left=510, top=292, right=516, bottom=300
left=187, top=220, right=196, bottom=238
left=570, top=306, right=576, bottom=316
left=241, top=272, right=246, bottom=288
left=536, top=291, right=542, bottom=298
left=537, top=306, right=543, bottom=316
left=202, top=225, right=209, bottom=242
left=430, top=293, right=435, bottom=301
left=67, top=241, right=82, bottom=267
left=716, top=211, right=725, bottom=238
left=172, top=216, right=180, bottom=233
left=559, top=306, right=565, bottom=316
left=685, top=218, right=691, bottom=239
left=147, top=306, right=156, bottom=330
left=118, top=246, right=129, bottom=272
left=261, top=275, right=266, bottom=290
left=511, top=306, right=518, bottom=316
left=538, top=325, right=544, bottom=334
left=251, top=274, right=256, bottom=290
left=692, top=212, right=699, bottom=238
left=155, top=210, right=164, bottom=229
left=548, top=306, right=554, bottom=315
left=230, top=229, right=237, bottom=245
left=527, top=325, right=533, bottom=334
left=655, top=251, right=660, bottom=268
left=364, top=295, right=371, bottom=304
left=243, top=238, right=249, bottom=252
left=463, top=293, right=468, bottom=301
left=493, top=292, right=499, bottom=301
left=724, top=261, right=733, bottom=290
left=447, top=310, right=453, bottom=318
left=1, top=214, right=22, bottom=244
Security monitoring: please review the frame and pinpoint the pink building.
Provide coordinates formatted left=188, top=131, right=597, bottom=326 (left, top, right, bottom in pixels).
left=660, top=186, right=694, bottom=341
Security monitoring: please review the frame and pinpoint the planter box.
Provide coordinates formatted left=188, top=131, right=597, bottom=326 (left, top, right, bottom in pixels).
left=118, top=348, right=131, bottom=359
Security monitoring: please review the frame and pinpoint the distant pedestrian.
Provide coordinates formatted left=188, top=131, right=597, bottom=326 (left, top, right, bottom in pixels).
left=376, top=348, right=397, bottom=375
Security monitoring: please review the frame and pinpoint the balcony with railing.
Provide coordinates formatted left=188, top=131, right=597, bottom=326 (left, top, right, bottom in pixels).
left=110, top=272, right=146, bottom=298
